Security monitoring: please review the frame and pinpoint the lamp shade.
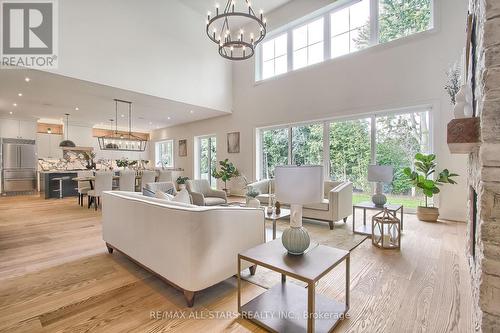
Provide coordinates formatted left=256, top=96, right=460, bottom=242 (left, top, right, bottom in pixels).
left=368, top=165, right=393, bottom=183
left=275, top=165, right=324, bottom=204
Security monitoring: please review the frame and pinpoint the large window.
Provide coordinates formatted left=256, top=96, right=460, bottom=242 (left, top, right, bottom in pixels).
left=293, top=18, right=324, bottom=70
left=261, top=127, right=289, bottom=179
left=331, top=0, right=370, bottom=58
left=258, top=0, right=433, bottom=80
left=155, top=140, right=174, bottom=168
left=262, top=34, right=288, bottom=80
left=257, top=108, right=431, bottom=211
left=198, top=136, right=217, bottom=187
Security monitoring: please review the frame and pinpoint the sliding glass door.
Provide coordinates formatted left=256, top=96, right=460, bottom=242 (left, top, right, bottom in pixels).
left=198, top=136, right=217, bottom=187
left=260, top=127, right=289, bottom=179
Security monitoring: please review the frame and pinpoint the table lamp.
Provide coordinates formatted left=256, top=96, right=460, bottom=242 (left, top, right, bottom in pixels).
left=367, top=165, right=393, bottom=207
left=275, top=165, right=324, bottom=255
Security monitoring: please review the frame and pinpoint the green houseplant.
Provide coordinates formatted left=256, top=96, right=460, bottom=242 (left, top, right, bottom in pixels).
left=245, top=188, right=260, bottom=208
left=212, top=159, right=240, bottom=195
left=176, top=176, right=189, bottom=190
left=403, top=153, right=458, bottom=222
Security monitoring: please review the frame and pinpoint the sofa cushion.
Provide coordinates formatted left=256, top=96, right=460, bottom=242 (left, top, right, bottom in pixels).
left=204, top=197, right=227, bottom=206
left=172, top=189, right=191, bottom=204
left=304, top=199, right=330, bottom=211
left=155, top=191, right=173, bottom=200
left=143, top=187, right=155, bottom=197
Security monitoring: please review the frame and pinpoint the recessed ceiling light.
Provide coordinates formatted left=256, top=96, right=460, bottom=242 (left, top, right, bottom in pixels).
left=121, top=114, right=125, bottom=118
left=167, top=116, right=171, bottom=120
left=190, top=110, right=194, bottom=114
left=13, top=103, right=17, bottom=107
left=9, top=111, right=13, bottom=115
left=75, top=107, right=79, bottom=111
left=18, top=93, right=23, bottom=97
left=25, top=77, right=30, bottom=82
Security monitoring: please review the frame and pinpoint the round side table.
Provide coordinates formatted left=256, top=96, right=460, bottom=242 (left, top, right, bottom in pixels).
left=372, top=208, right=401, bottom=249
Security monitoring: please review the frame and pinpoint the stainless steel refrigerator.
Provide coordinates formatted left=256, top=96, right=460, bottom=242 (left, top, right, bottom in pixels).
left=1, top=138, right=37, bottom=193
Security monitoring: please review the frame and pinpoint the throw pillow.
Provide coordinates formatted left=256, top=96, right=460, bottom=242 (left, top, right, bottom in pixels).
left=155, top=191, right=172, bottom=200
left=172, top=189, right=191, bottom=204
left=143, top=187, right=155, bottom=197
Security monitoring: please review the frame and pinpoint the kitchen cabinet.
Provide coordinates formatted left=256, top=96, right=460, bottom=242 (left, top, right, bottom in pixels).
left=0, top=119, right=37, bottom=140
left=37, top=133, right=63, bottom=159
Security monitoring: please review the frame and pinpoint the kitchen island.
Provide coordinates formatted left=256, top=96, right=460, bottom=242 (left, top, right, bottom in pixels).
left=39, top=170, right=82, bottom=199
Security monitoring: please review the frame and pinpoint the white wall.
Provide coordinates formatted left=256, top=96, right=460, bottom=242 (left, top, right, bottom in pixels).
left=47, top=0, right=232, bottom=113
left=151, top=0, right=469, bottom=221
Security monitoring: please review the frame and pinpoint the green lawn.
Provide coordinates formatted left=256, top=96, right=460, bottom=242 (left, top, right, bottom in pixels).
left=353, top=193, right=422, bottom=209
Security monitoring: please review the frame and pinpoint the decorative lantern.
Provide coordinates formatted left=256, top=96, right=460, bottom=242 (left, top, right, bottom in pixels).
left=372, top=208, right=401, bottom=249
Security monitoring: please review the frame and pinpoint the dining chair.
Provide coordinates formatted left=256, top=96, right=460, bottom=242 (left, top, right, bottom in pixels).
left=76, top=170, right=93, bottom=206
left=139, top=170, right=157, bottom=191
left=158, top=170, right=173, bottom=182
left=119, top=170, right=136, bottom=192
left=87, top=171, right=113, bottom=210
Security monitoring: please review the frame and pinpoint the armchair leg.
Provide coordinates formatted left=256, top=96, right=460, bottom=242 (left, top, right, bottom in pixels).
left=329, top=221, right=334, bottom=230
left=249, top=265, right=257, bottom=276
left=183, top=290, right=195, bottom=307
left=106, top=244, right=114, bottom=254
left=343, top=217, right=347, bottom=223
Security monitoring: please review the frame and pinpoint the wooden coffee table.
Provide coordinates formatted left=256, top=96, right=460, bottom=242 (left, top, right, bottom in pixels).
left=352, top=201, right=403, bottom=236
left=238, top=239, right=350, bottom=333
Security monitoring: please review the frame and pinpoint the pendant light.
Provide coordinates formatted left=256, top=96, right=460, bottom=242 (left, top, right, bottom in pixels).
left=59, top=113, right=76, bottom=147
left=97, top=99, right=147, bottom=152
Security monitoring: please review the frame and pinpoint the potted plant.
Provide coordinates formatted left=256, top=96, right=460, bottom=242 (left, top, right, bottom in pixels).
left=246, top=188, right=260, bottom=208
left=176, top=176, right=189, bottom=190
left=212, top=159, right=240, bottom=195
left=116, top=159, right=129, bottom=169
left=403, top=153, right=458, bottom=222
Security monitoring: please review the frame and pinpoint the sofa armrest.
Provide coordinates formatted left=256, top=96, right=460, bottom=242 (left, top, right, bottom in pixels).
left=247, top=179, right=269, bottom=194
left=207, top=189, right=227, bottom=202
left=328, top=182, right=353, bottom=221
left=190, top=192, right=205, bottom=206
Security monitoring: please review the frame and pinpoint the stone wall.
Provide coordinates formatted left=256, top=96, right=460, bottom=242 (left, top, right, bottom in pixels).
left=468, top=0, right=500, bottom=331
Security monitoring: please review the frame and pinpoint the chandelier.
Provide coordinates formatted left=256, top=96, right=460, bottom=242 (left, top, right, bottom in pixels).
left=97, top=99, right=147, bottom=152
left=206, top=0, right=267, bottom=60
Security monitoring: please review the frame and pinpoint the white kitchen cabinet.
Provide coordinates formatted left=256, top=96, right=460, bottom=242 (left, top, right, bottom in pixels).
left=37, top=133, right=63, bottom=159
left=0, top=119, right=37, bottom=140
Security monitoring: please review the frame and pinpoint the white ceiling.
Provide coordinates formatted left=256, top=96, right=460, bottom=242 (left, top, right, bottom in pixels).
left=0, top=69, right=228, bottom=132
left=182, top=0, right=292, bottom=16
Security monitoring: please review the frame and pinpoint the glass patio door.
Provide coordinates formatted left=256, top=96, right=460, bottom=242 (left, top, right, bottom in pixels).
left=199, top=136, right=217, bottom=187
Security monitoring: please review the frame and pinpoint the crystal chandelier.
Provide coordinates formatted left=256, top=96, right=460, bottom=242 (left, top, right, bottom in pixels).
left=206, top=0, right=267, bottom=60
left=97, top=99, right=147, bottom=152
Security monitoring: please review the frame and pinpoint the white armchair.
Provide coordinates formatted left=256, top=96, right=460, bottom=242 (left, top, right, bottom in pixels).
left=247, top=179, right=353, bottom=229
left=186, top=179, right=227, bottom=206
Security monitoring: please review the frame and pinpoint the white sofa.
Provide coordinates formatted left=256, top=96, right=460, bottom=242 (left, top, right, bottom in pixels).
left=102, top=191, right=265, bottom=307
left=248, top=179, right=353, bottom=230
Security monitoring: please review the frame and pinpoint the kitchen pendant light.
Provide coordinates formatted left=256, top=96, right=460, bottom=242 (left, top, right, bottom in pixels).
left=97, top=99, right=147, bottom=152
left=59, top=113, right=76, bottom=147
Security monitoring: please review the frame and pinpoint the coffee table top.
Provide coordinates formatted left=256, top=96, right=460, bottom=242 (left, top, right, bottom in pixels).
left=353, top=201, right=402, bottom=211
left=239, top=239, right=349, bottom=283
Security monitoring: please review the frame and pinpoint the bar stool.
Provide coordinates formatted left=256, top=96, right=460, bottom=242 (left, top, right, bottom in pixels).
left=53, top=176, right=71, bottom=199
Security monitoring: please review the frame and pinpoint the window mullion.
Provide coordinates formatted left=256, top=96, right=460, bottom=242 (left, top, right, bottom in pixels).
left=324, top=13, right=331, bottom=61
left=323, top=122, right=330, bottom=179
left=370, top=0, right=379, bottom=46
left=287, top=31, right=293, bottom=72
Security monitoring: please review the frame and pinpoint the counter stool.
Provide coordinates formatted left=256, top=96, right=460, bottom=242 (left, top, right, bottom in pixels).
left=53, top=176, right=71, bottom=199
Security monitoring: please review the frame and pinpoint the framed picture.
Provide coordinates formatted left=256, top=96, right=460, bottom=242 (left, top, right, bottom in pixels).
left=179, top=139, right=187, bottom=157
left=227, top=132, right=240, bottom=153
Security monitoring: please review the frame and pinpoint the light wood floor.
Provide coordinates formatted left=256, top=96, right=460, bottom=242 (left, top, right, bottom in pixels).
left=0, top=195, right=473, bottom=332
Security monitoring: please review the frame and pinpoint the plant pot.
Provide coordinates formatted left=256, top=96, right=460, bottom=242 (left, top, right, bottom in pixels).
left=178, top=184, right=186, bottom=191
left=246, top=197, right=260, bottom=208
left=417, top=206, right=439, bottom=222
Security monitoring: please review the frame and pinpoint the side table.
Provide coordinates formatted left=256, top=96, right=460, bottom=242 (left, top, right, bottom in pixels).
left=352, top=201, right=403, bottom=236
left=238, top=239, right=350, bottom=333
left=264, top=208, right=291, bottom=240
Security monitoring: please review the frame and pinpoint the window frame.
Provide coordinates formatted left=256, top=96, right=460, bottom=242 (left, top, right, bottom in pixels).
left=256, top=0, right=435, bottom=82
left=195, top=134, right=217, bottom=188
left=155, top=139, right=174, bottom=168
left=261, top=33, right=288, bottom=80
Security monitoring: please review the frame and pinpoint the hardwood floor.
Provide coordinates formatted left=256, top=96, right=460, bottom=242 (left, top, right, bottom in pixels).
left=0, top=195, right=473, bottom=332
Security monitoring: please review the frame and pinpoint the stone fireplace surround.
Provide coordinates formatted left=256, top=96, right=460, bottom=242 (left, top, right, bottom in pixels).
left=467, top=0, right=500, bottom=331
